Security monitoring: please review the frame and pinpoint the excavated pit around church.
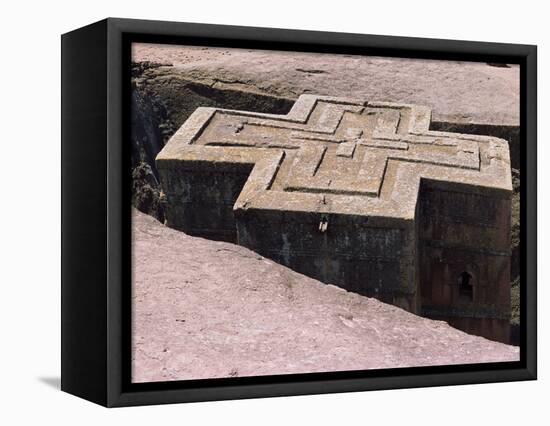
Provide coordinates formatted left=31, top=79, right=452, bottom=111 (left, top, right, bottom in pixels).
left=131, top=63, right=520, bottom=196
left=130, top=62, right=521, bottom=343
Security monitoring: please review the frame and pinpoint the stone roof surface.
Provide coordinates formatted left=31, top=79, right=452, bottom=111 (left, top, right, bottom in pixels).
left=157, top=95, right=512, bottom=224
left=131, top=209, right=519, bottom=383
left=132, top=43, right=519, bottom=126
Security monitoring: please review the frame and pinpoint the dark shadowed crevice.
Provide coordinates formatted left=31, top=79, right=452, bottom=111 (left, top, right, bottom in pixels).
left=130, top=62, right=293, bottom=222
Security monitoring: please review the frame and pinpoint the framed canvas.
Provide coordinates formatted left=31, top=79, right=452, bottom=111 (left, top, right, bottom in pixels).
left=61, top=18, right=537, bottom=407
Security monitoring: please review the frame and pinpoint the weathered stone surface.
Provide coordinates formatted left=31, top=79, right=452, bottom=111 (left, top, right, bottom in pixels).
left=130, top=53, right=522, bottom=335
left=157, top=95, right=513, bottom=343
left=132, top=44, right=519, bottom=127
left=131, top=209, right=518, bottom=383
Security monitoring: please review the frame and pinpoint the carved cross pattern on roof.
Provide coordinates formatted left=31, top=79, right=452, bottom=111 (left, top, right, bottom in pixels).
left=158, top=95, right=512, bottom=222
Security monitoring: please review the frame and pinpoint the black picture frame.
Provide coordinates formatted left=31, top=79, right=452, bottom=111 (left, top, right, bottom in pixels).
left=61, top=17, right=537, bottom=407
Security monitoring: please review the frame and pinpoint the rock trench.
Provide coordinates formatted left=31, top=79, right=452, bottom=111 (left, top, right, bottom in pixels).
left=130, top=55, right=521, bottom=337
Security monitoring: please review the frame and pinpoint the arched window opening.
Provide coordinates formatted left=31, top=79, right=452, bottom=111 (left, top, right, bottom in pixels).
left=458, top=271, right=473, bottom=302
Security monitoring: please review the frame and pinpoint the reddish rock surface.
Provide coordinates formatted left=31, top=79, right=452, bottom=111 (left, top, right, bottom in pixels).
left=132, top=44, right=519, bottom=126
left=131, top=209, right=518, bottom=383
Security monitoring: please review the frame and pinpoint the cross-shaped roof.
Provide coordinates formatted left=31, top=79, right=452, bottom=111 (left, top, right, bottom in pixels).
left=157, top=95, right=512, bottom=225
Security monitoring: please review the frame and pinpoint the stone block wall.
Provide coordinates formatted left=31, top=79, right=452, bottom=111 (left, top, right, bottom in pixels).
left=418, top=182, right=511, bottom=342
left=235, top=209, right=418, bottom=312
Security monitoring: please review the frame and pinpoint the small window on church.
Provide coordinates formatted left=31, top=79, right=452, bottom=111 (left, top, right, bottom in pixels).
left=459, top=272, right=473, bottom=301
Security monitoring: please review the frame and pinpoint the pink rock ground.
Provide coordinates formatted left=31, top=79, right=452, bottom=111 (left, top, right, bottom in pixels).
left=132, top=43, right=519, bottom=126
left=131, top=209, right=519, bottom=383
